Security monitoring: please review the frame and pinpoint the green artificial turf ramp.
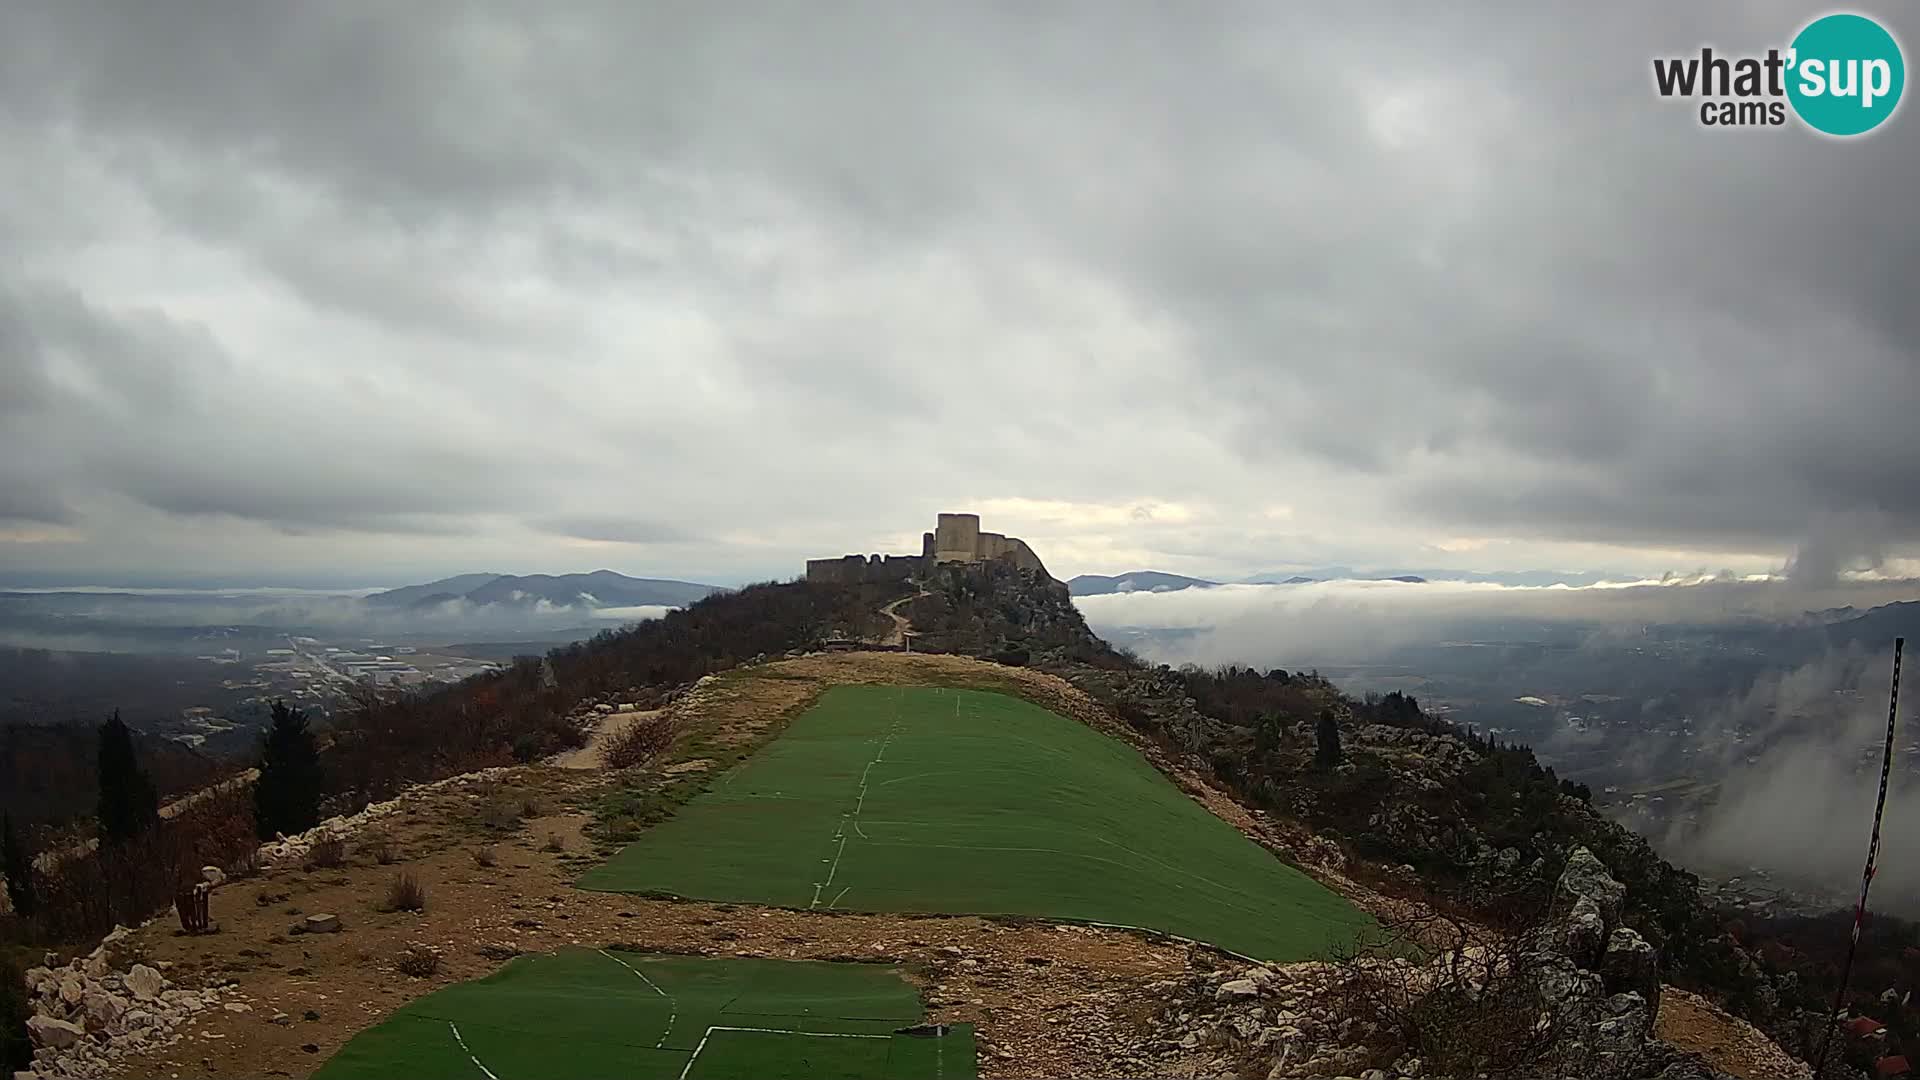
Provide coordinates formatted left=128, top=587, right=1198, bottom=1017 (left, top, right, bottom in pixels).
left=313, top=949, right=974, bottom=1080
left=580, top=685, right=1369, bottom=960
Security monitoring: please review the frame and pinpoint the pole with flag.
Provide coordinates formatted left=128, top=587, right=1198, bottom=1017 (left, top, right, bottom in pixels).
left=1815, top=637, right=1904, bottom=1078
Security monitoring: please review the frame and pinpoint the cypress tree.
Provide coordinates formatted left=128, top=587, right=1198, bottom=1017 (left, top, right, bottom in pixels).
left=96, top=710, right=160, bottom=844
left=1, top=813, right=32, bottom=918
left=1314, top=708, right=1343, bottom=770
left=254, top=701, right=324, bottom=840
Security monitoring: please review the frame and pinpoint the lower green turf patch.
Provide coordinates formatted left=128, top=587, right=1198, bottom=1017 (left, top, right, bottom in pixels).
left=313, top=950, right=973, bottom=1080
left=579, top=685, right=1369, bottom=960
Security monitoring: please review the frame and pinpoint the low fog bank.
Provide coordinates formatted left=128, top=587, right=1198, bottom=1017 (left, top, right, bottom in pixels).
left=1076, top=576, right=1920, bottom=670
left=1656, top=647, right=1920, bottom=901
left=0, top=588, right=677, bottom=652
left=1078, top=578, right=1920, bottom=910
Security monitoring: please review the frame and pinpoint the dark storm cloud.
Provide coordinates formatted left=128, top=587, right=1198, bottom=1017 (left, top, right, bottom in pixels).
left=0, top=2, right=1916, bottom=582
left=536, top=516, right=697, bottom=545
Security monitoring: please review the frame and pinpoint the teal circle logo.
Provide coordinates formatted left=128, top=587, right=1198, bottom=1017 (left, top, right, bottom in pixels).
left=1787, top=13, right=1905, bottom=136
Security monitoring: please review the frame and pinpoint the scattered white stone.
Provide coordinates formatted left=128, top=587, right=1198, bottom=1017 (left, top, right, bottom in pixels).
left=1215, top=979, right=1261, bottom=1001
left=26, top=1016, right=84, bottom=1050
left=82, top=991, right=126, bottom=1027
left=125, top=965, right=165, bottom=1002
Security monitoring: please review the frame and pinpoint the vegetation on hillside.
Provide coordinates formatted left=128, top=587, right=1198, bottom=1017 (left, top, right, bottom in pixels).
left=254, top=702, right=324, bottom=840
left=1, top=721, right=228, bottom=835
left=2, top=560, right=1896, bottom=1070
left=94, top=711, right=159, bottom=846
left=913, top=564, right=1878, bottom=1065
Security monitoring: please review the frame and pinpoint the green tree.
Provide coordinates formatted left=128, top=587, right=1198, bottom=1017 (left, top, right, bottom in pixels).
left=1314, top=708, right=1343, bottom=770
left=254, top=701, right=325, bottom=840
left=96, top=710, right=159, bottom=844
left=1, top=812, right=33, bottom=918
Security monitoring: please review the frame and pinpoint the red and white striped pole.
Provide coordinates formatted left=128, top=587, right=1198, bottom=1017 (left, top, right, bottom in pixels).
left=1816, top=636, right=1904, bottom=1078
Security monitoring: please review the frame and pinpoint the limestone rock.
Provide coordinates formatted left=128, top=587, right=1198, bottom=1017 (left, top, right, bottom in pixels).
left=125, top=964, right=165, bottom=1002
left=1564, top=895, right=1606, bottom=967
left=57, top=978, right=84, bottom=1007
left=1601, top=927, right=1660, bottom=1010
left=304, top=913, right=343, bottom=934
left=201, top=865, right=226, bottom=888
left=1556, top=847, right=1626, bottom=927
left=1215, top=978, right=1261, bottom=1001
left=26, top=1016, right=84, bottom=1050
left=82, top=991, right=126, bottom=1028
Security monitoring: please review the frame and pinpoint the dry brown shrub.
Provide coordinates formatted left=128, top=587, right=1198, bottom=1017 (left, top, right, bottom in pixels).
left=382, top=872, right=427, bottom=913
left=602, top=715, right=678, bottom=770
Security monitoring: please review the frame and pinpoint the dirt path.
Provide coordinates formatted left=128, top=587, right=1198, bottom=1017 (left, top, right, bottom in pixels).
left=549, top=709, right=662, bottom=769
left=1656, top=987, right=1813, bottom=1079
left=877, top=590, right=927, bottom=648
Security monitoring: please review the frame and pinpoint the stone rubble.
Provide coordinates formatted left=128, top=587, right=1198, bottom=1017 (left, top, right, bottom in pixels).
left=256, top=766, right=518, bottom=862
left=1132, top=847, right=1765, bottom=1080
left=17, top=929, right=244, bottom=1080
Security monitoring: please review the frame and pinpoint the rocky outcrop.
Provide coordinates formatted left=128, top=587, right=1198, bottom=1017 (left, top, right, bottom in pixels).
left=19, top=929, right=241, bottom=1080
left=1130, top=848, right=1773, bottom=1079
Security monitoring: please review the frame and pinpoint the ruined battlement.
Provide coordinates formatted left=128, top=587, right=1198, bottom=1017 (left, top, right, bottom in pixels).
left=804, top=553, right=921, bottom=586
left=805, top=512, right=1050, bottom=584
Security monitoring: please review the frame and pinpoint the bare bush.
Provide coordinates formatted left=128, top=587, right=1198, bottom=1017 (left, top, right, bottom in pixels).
left=226, top=847, right=262, bottom=880
left=364, top=837, right=397, bottom=865
left=32, top=788, right=256, bottom=941
left=476, top=787, right=520, bottom=832
left=382, top=872, right=427, bottom=913
left=395, top=944, right=441, bottom=978
left=1327, top=904, right=1584, bottom=1077
left=602, top=715, right=678, bottom=770
left=303, top=834, right=346, bottom=870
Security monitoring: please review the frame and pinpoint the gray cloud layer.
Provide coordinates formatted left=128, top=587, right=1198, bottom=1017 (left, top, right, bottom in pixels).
left=2, top=3, right=1917, bottom=584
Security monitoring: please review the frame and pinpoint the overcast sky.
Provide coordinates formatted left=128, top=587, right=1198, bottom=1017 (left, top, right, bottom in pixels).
left=3, top=2, right=1917, bottom=588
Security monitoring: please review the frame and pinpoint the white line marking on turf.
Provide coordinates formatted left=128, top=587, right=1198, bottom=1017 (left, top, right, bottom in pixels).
left=598, top=949, right=676, bottom=1048
left=851, top=698, right=906, bottom=839
left=447, top=1021, right=500, bottom=1080
left=675, top=1026, right=891, bottom=1080
left=828, top=885, right=851, bottom=909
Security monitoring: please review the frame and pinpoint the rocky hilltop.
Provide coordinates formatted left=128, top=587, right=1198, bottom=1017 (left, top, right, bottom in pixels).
left=2, top=550, right=1855, bottom=1079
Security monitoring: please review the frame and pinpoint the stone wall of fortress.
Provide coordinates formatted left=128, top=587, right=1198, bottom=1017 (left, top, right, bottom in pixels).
left=806, top=512, right=1051, bottom=583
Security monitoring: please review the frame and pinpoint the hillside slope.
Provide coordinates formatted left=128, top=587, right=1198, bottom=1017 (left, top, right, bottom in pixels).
left=7, top=567, right=1831, bottom=1079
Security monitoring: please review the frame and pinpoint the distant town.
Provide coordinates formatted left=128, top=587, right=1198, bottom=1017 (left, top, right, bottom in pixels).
left=174, top=634, right=508, bottom=748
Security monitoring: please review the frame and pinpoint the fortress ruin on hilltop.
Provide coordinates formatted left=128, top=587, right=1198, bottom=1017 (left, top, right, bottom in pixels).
left=805, top=512, right=1050, bottom=585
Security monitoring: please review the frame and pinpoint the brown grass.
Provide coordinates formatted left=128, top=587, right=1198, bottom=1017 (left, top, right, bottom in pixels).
left=381, top=872, right=427, bottom=913
left=602, top=714, right=678, bottom=770
left=304, top=835, right=347, bottom=870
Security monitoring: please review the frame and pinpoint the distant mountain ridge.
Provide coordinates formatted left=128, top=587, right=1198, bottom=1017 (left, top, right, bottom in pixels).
left=366, top=571, right=721, bottom=610
left=1067, top=571, right=1219, bottom=596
